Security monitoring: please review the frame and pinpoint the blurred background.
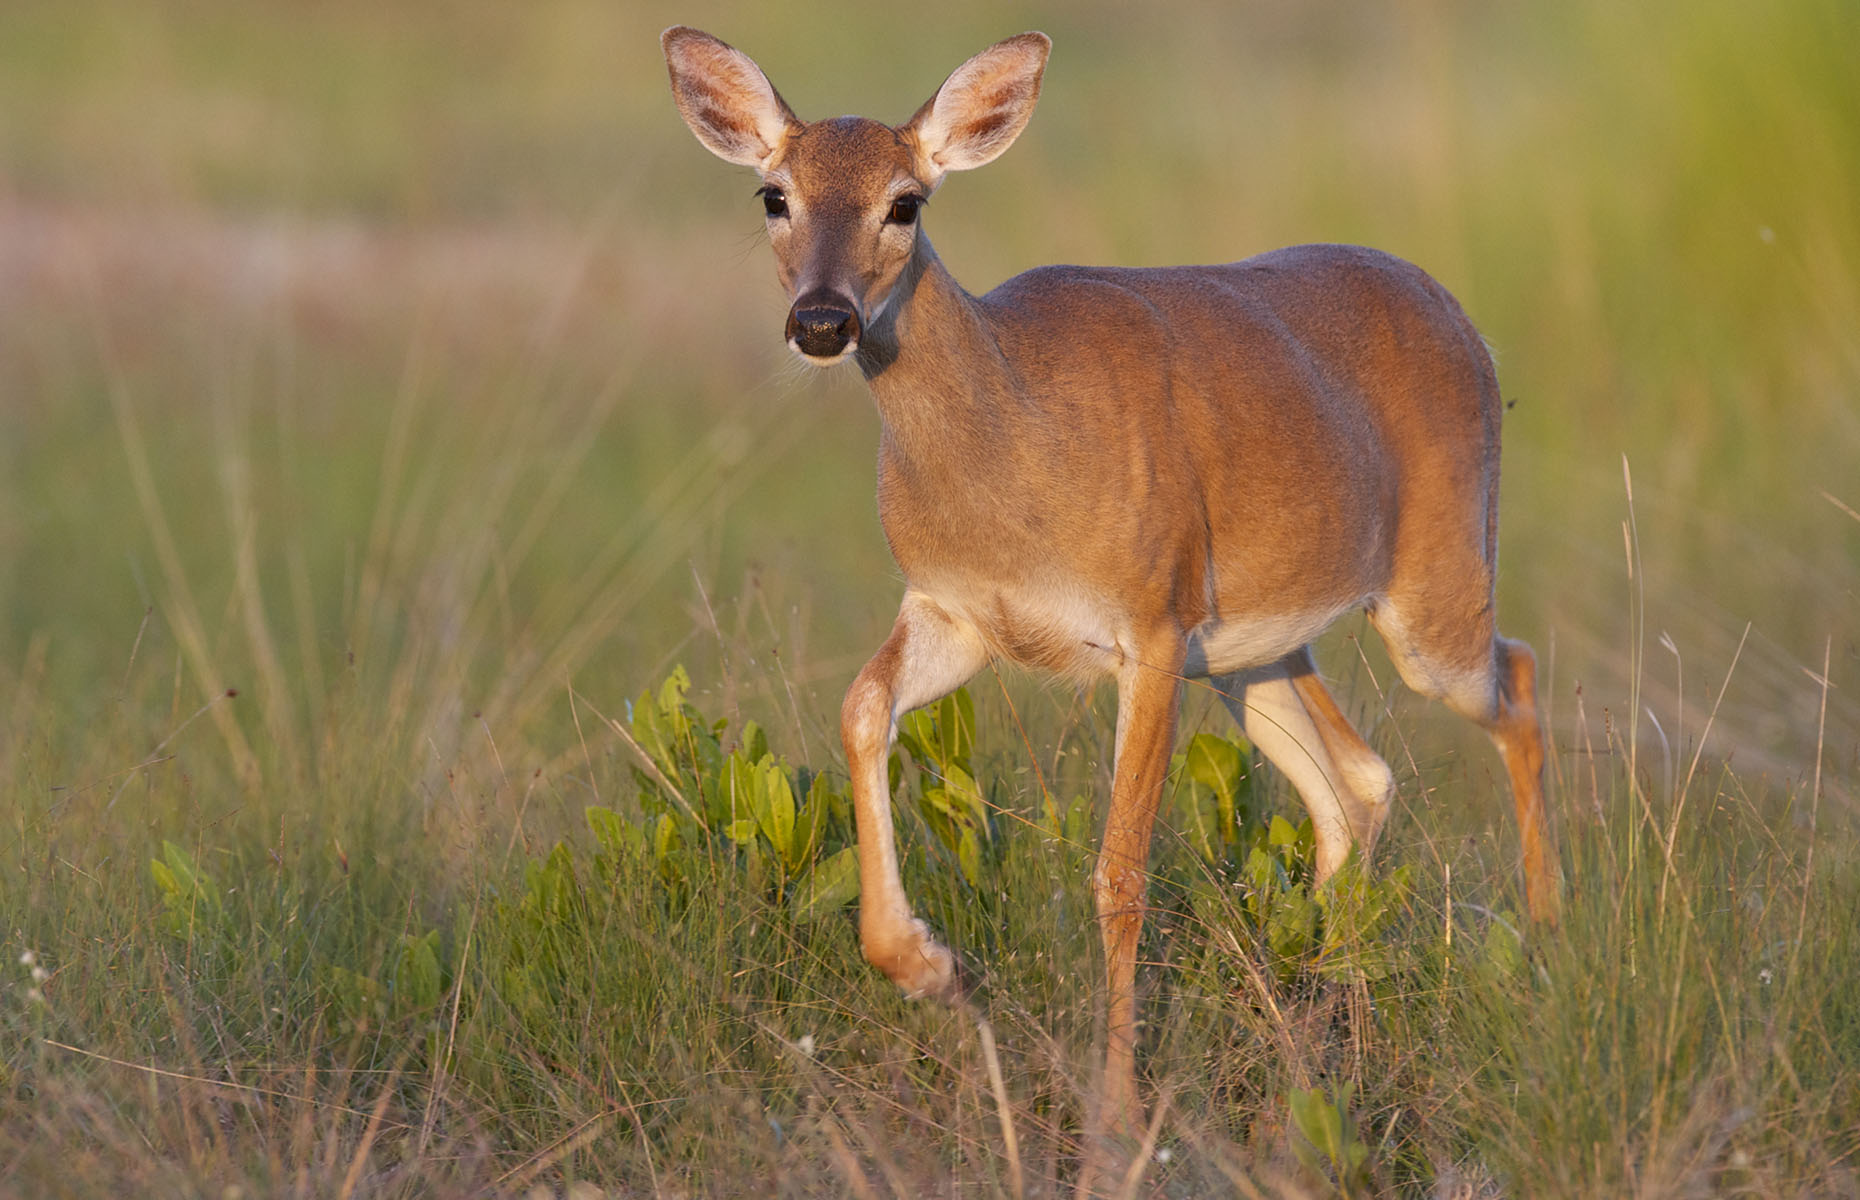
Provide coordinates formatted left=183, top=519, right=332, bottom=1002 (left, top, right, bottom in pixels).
left=2, top=0, right=1855, bottom=799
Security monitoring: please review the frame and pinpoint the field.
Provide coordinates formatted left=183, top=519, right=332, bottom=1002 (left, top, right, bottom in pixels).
left=3, top=1, right=1858, bottom=1195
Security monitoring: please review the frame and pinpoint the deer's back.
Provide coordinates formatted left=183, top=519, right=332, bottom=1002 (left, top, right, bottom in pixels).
left=979, top=243, right=1498, bottom=467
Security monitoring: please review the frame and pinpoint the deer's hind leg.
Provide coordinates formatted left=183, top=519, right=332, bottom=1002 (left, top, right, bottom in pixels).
left=1369, top=587, right=1559, bottom=924
left=1212, top=647, right=1397, bottom=882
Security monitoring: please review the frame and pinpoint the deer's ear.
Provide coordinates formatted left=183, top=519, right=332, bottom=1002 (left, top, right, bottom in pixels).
left=662, top=26, right=800, bottom=169
left=903, top=32, right=1049, bottom=181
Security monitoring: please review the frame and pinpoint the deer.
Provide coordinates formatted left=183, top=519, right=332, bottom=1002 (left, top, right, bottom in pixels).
left=661, top=25, right=1559, bottom=1138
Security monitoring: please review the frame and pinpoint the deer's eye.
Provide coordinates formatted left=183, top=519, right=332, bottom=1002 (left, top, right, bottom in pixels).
left=886, top=194, right=924, bottom=226
left=758, top=187, right=788, bottom=218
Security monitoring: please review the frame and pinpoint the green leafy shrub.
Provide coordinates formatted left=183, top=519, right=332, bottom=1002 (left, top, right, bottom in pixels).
left=894, top=688, right=994, bottom=887
left=1161, top=734, right=1416, bottom=987
left=148, top=841, right=224, bottom=939
left=1289, top=1079, right=1373, bottom=1195
left=599, top=665, right=857, bottom=917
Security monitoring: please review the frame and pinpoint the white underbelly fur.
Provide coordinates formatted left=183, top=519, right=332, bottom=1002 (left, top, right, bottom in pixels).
left=918, top=573, right=1355, bottom=682
left=1184, top=604, right=1355, bottom=677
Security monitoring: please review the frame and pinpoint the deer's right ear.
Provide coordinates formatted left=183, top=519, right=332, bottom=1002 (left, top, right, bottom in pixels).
left=662, top=26, right=800, bottom=169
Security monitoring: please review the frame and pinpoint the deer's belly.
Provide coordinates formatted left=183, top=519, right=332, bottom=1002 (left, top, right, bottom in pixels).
left=919, top=575, right=1355, bottom=684
left=917, top=577, right=1125, bottom=681
left=1183, top=604, right=1354, bottom=677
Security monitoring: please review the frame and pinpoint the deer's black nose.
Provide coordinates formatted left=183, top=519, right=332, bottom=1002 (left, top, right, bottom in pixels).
left=785, top=292, right=861, bottom=360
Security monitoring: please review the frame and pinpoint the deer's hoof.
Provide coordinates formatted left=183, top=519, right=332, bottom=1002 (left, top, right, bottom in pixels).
left=866, top=918, right=968, bottom=1004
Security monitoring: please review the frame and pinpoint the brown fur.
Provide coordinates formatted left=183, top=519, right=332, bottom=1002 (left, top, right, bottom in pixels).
left=662, top=25, right=1560, bottom=1153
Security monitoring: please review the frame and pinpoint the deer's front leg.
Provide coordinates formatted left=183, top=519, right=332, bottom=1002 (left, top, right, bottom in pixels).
left=841, top=592, right=989, bottom=1003
left=1094, top=639, right=1185, bottom=1134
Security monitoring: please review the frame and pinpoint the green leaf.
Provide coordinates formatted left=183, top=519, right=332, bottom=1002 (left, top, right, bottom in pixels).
left=1314, top=859, right=1413, bottom=982
left=632, top=668, right=687, bottom=777
left=1244, top=845, right=1279, bottom=899
left=1480, top=911, right=1526, bottom=978
left=919, top=783, right=958, bottom=822
left=653, top=811, right=682, bottom=862
left=752, top=756, right=796, bottom=863
left=793, top=771, right=848, bottom=867
left=721, top=750, right=753, bottom=819
left=789, top=786, right=824, bottom=869
left=944, top=688, right=976, bottom=764
left=1170, top=771, right=1218, bottom=862
left=1289, top=1082, right=1353, bottom=1165
left=523, top=843, right=580, bottom=919
left=498, top=964, right=544, bottom=1021
left=151, top=841, right=221, bottom=935
left=896, top=712, right=934, bottom=769
left=939, top=763, right=988, bottom=825
left=821, top=772, right=852, bottom=826
left=1288, top=1086, right=1334, bottom=1157
left=656, top=664, right=692, bottom=716
left=958, top=826, right=982, bottom=888
left=633, top=666, right=727, bottom=802
left=397, top=930, right=443, bottom=1010
left=1288, top=1086, right=1336, bottom=1178
left=1170, top=734, right=1251, bottom=864
left=163, top=841, right=207, bottom=895
left=1267, top=884, right=1319, bottom=960
left=1288, top=1083, right=1367, bottom=1190
left=790, top=846, right=861, bottom=921
left=740, top=720, right=769, bottom=765
left=897, top=688, right=976, bottom=774
left=326, top=965, right=385, bottom=1028
left=719, top=752, right=748, bottom=827
left=1040, top=792, right=1095, bottom=848
left=1183, top=732, right=1243, bottom=800
left=586, top=805, right=643, bottom=857
left=699, top=769, right=726, bottom=825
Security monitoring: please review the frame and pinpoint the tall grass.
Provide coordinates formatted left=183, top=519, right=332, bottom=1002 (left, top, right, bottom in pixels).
left=3, top=0, right=1857, bottom=1195
left=5, top=602, right=1856, bottom=1195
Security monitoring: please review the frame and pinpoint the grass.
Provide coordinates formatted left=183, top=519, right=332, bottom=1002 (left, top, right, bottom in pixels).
left=6, top=649, right=1857, bottom=1196
left=3, top=0, right=1857, bottom=1195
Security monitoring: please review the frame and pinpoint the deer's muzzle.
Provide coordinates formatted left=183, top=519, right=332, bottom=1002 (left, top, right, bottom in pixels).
left=785, top=291, right=862, bottom=361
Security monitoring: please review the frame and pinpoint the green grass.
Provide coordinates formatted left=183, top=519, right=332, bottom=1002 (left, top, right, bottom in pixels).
left=3, top=0, right=1858, bottom=1195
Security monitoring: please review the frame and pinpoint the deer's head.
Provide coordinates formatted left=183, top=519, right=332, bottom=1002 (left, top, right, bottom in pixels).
left=663, top=27, right=1049, bottom=364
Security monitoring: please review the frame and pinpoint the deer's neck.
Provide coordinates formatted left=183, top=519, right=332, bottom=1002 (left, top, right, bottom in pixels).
left=855, top=237, right=1014, bottom=469
left=852, top=236, right=1039, bottom=583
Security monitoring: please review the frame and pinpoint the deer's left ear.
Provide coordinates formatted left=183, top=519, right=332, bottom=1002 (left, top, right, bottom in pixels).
left=663, top=26, right=801, bottom=169
left=903, top=32, right=1050, bottom=183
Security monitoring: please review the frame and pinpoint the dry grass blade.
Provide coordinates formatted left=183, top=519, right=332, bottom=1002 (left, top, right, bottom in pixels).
left=493, top=1112, right=617, bottom=1192
left=820, top=1113, right=884, bottom=1200
left=1820, top=489, right=1860, bottom=525
left=1113, top=1091, right=1170, bottom=1200
left=976, top=1015, right=1025, bottom=1200
left=335, top=1063, right=401, bottom=1200
left=576, top=686, right=705, bottom=827
left=1788, top=637, right=1834, bottom=997
left=101, top=348, right=259, bottom=786
left=39, top=1041, right=414, bottom=1132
